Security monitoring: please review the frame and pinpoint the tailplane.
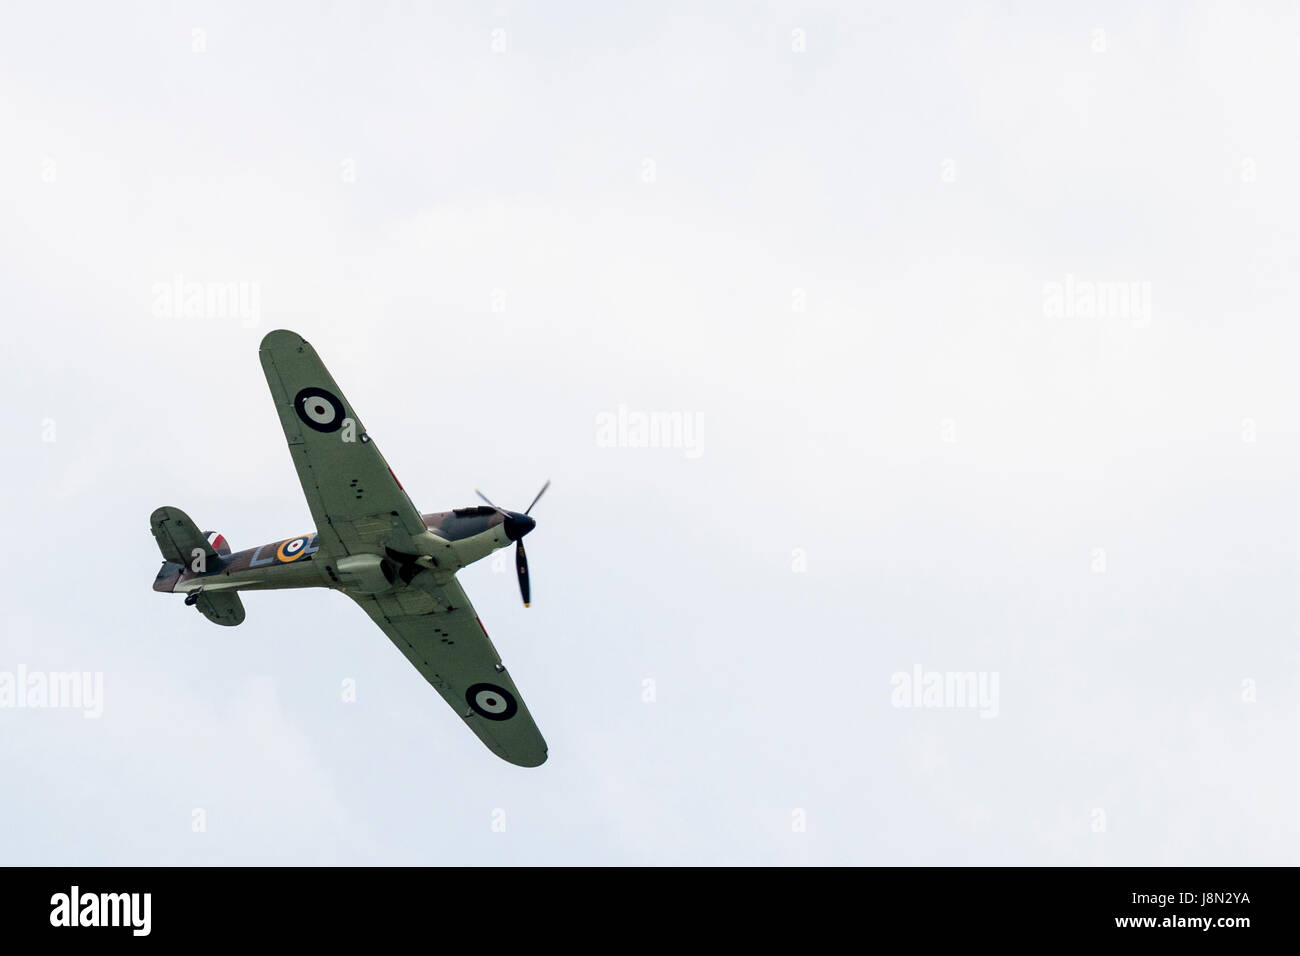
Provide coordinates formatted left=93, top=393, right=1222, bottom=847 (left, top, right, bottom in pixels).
left=150, top=506, right=221, bottom=569
left=188, top=591, right=246, bottom=627
left=149, top=506, right=245, bottom=626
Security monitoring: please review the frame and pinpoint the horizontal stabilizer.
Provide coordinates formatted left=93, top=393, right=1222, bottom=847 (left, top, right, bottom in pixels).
left=195, top=592, right=245, bottom=627
left=150, top=506, right=220, bottom=568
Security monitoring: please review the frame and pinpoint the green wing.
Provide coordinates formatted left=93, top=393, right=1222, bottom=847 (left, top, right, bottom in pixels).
left=261, top=330, right=546, bottom=767
left=345, top=577, right=548, bottom=768
left=259, top=330, right=428, bottom=558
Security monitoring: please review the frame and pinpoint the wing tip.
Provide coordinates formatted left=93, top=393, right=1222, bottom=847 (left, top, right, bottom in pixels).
left=489, top=738, right=548, bottom=768
left=508, top=749, right=548, bottom=768
left=259, top=328, right=308, bottom=353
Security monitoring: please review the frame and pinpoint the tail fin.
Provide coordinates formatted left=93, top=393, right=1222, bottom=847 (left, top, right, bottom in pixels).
left=203, top=531, right=232, bottom=556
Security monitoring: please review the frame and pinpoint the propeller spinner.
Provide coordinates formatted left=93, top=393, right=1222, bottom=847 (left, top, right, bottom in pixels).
left=475, top=480, right=549, bottom=607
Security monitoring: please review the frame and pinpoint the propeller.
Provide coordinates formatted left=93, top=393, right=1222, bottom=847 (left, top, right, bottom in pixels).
left=475, top=480, right=550, bottom=607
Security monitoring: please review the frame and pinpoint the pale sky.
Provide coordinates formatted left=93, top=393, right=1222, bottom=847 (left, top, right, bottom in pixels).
left=2, top=1, right=1298, bottom=864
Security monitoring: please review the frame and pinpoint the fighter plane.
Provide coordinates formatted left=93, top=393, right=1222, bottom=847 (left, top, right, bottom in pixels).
left=150, top=330, right=549, bottom=767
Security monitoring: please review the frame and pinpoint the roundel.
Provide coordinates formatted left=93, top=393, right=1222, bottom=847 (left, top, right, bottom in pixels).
left=277, top=536, right=311, bottom=562
left=465, top=683, right=518, bottom=721
left=293, top=387, right=345, bottom=433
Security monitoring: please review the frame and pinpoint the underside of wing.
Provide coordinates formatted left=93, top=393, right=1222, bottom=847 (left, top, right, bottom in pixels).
left=345, top=577, right=548, bottom=768
left=259, top=330, right=428, bottom=558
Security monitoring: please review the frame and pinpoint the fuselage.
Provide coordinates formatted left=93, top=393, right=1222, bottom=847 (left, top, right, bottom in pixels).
left=153, top=506, right=510, bottom=595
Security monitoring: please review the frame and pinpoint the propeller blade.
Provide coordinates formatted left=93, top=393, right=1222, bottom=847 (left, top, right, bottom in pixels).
left=515, top=539, right=531, bottom=607
left=475, top=488, right=510, bottom=516
left=524, top=479, right=551, bottom=516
